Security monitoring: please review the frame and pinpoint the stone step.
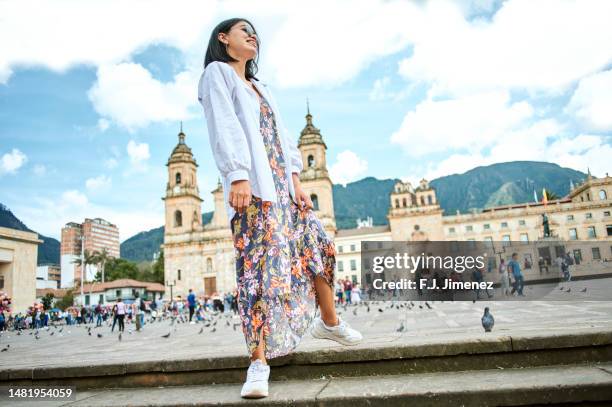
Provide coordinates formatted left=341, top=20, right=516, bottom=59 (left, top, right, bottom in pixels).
left=18, top=363, right=612, bottom=406
left=3, top=328, right=612, bottom=390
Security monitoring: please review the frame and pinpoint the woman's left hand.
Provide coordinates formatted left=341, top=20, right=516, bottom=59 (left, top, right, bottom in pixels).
left=292, top=174, right=313, bottom=210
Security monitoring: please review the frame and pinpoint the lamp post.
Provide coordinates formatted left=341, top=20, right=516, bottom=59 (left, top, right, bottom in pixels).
left=166, top=279, right=176, bottom=303
left=79, top=235, right=85, bottom=306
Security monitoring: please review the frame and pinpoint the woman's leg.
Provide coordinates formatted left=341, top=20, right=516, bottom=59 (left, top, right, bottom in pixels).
left=314, top=275, right=339, bottom=326
left=250, top=335, right=266, bottom=364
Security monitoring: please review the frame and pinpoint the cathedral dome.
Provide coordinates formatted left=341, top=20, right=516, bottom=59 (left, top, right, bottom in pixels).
left=167, top=129, right=197, bottom=167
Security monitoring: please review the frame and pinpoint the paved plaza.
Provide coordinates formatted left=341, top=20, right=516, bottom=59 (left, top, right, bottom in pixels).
left=2, top=277, right=612, bottom=372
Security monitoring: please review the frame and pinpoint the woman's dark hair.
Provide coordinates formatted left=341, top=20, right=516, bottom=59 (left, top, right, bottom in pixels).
left=204, top=18, right=260, bottom=80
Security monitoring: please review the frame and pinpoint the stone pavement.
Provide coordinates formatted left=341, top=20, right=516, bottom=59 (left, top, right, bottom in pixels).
left=1, top=278, right=612, bottom=371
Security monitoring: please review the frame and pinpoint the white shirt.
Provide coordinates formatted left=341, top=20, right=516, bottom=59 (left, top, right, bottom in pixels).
left=197, top=61, right=304, bottom=224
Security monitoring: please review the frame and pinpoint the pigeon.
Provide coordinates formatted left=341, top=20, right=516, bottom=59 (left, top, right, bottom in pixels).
left=17, top=330, right=21, bottom=336
left=49, top=332, right=54, bottom=336
left=198, top=327, right=204, bottom=334
left=559, top=287, right=564, bottom=291
left=581, top=288, right=587, bottom=293
left=378, top=308, right=384, bottom=313
left=481, top=307, right=494, bottom=332
left=59, top=328, right=63, bottom=333
left=419, top=305, right=423, bottom=309
left=161, top=332, right=171, bottom=338
left=226, top=320, right=230, bottom=327
left=366, top=305, right=370, bottom=313
left=35, top=334, right=40, bottom=340
left=566, top=288, right=571, bottom=293
left=97, top=333, right=103, bottom=338
left=425, top=302, right=432, bottom=309
left=233, top=323, right=240, bottom=331
left=1, top=345, right=9, bottom=352
left=396, top=322, right=405, bottom=332
left=211, top=327, right=217, bottom=333
left=352, top=308, right=358, bottom=316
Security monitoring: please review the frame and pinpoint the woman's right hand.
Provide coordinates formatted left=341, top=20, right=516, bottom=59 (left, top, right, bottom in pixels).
left=229, top=180, right=252, bottom=213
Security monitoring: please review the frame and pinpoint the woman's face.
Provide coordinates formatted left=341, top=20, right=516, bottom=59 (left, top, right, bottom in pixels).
left=220, top=21, right=258, bottom=61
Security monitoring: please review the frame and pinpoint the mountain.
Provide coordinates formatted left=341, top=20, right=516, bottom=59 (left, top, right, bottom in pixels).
left=119, top=212, right=213, bottom=262
left=429, top=161, right=585, bottom=215
left=332, top=177, right=397, bottom=229
left=0, top=203, right=61, bottom=265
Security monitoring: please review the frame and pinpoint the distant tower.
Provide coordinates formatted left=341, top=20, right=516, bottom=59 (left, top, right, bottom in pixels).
left=297, top=101, right=336, bottom=234
left=163, top=127, right=203, bottom=235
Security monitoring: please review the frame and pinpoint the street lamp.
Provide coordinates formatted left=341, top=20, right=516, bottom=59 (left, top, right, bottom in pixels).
left=78, top=235, right=86, bottom=306
left=166, top=279, right=176, bottom=302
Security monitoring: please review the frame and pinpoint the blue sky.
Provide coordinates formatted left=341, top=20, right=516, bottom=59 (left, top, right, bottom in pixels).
left=1, top=0, right=611, bottom=242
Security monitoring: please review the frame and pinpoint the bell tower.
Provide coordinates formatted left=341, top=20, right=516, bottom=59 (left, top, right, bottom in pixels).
left=163, top=125, right=203, bottom=235
left=298, top=101, right=336, bottom=235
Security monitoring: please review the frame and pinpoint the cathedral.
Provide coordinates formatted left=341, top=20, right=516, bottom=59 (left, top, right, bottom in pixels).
left=162, top=108, right=336, bottom=298
left=163, top=110, right=612, bottom=299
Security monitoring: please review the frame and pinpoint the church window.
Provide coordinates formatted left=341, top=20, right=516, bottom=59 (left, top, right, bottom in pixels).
left=311, top=194, right=319, bottom=211
left=308, top=155, right=315, bottom=168
left=402, top=198, right=407, bottom=207
left=420, top=196, right=425, bottom=205
left=427, top=195, right=433, bottom=205
left=175, top=172, right=182, bottom=184
left=178, top=269, right=181, bottom=280
left=600, top=190, right=607, bottom=200
left=395, top=199, right=400, bottom=208
left=174, top=210, right=182, bottom=227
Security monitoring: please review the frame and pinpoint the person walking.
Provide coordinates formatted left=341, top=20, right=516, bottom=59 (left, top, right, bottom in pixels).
left=508, top=253, right=525, bottom=296
left=187, top=289, right=197, bottom=324
left=115, top=298, right=126, bottom=333
left=198, top=18, right=362, bottom=399
left=498, top=259, right=510, bottom=297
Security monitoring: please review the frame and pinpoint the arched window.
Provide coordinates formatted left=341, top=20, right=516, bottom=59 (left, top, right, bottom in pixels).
left=402, top=197, right=407, bottom=207
left=420, top=196, right=425, bottom=205
left=175, top=172, right=182, bottom=184
left=174, top=210, right=182, bottom=227
left=206, top=258, right=213, bottom=273
left=395, top=199, right=400, bottom=208
left=427, top=195, right=433, bottom=205
left=587, top=192, right=591, bottom=201
left=310, top=194, right=319, bottom=211
left=307, top=155, right=315, bottom=168
left=177, top=269, right=181, bottom=281
left=599, top=190, right=607, bottom=200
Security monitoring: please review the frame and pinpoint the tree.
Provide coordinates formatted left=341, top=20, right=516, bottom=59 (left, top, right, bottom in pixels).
left=543, top=188, right=560, bottom=201
left=72, top=249, right=98, bottom=284
left=41, top=293, right=54, bottom=310
left=92, top=248, right=111, bottom=283
left=55, top=290, right=74, bottom=310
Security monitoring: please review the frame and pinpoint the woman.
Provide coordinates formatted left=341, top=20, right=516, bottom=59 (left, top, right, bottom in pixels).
left=498, top=259, right=510, bottom=297
left=198, top=18, right=363, bottom=399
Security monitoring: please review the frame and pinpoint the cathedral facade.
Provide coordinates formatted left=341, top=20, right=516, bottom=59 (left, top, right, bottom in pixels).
left=163, top=111, right=612, bottom=299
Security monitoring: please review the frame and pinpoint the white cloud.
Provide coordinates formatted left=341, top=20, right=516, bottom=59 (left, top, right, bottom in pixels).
left=329, top=150, right=368, bottom=186
left=104, top=158, right=118, bottom=170
left=32, top=164, right=47, bottom=176
left=85, top=175, right=112, bottom=191
left=397, top=0, right=612, bottom=97
left=126, top=140, right=150, bottom=164
left=61, top=190, right=89, bottom=208
left=88, top=63, right=198, bottom=130
left=369, top=77, right=391, bottom=101
left=391, top=91, right=534, bottom=156
left=0, top=148, right=27, bottom=174
left=97, top=118, right=110, bottom=132
left=566, top=69, right=612, bottom=132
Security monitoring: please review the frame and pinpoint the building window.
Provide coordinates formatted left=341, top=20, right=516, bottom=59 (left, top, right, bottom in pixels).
left=0, top=275, right=4, bottom=290
left=519, top=220, right=526, bottom=226
left=466, top=225, right=473, bottom=232
left=569, top=228, right=578, bottom=240
left=307, top=155, right=315, bottom=168
left=310, top=194, right=319, bottom=211
left=414, top=224, right=420, bottom=231
left=420, top=196, right=425, bottom=205
left=115, top=290, right=121, bottom=298
left=363, top=258, right=370, bottom=270
left=604, top=211, right=610, bottom=217
left=573, top=249, right=582, bottom=264
left=592, top=247, right=601, bottom=260
left=99, top=294, right=104, bottom=304
left=402, top=198, right=407, bottom=207
left=178, top=269, right=181, bottom=280
left=587, top=193, right=591, bottom=201
left=350, top=259, right=357, bottom=271
left=502, top=235, right=511, bottom=246
left=338, top=261, right=344, bottom=272
left=427, top=195, right=433, bottom=205
left=484, top=237, right=493, bottom=247
left=395, top=199, right=400, bottom=208
left=600, top=190, right=607, bottom=200
left=448, top=227, right=456, bottom=234
left=351, top=275, right=358, bottom=284
left=587, top=226, right=596, bottom=238
left=567, top=214, right=574, bottom=221
left=85, top=295, right=90, bottom=305
left=607, top=225, right=612, bottom=237
left=348, top=244, right=355, bottom=252
left=501, top=222, right=508, bottom=228
left=586, top=213, right=593, bottom=219
left=520, top=233, right=529, bottom=243
left=175, top=172, right=181, bottom=184
left=338, top=245, right=343, bottom=253
left=377, top=241, right=383, bottom=249
left=174, top=210, right=182, bottom=227
left=483, top=224, right=490, bottom=230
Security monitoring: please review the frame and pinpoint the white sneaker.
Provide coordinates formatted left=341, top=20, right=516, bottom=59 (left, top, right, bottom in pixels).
left=311, top=316, right=363, bottom=345
left=240, top=359, right=270, bottom=398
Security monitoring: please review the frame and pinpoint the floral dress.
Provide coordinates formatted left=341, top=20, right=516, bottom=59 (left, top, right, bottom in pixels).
left=230, top=92, right=336, bottom=360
